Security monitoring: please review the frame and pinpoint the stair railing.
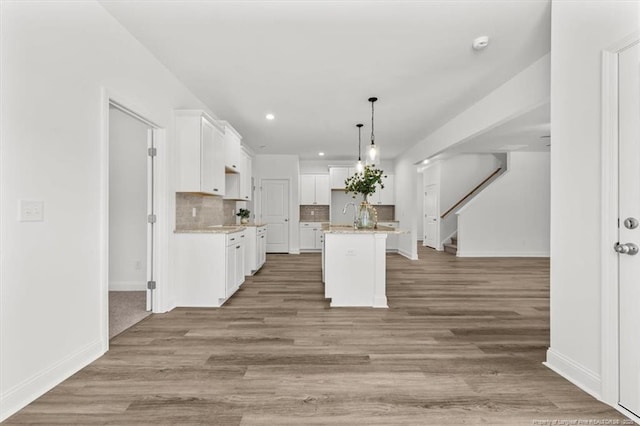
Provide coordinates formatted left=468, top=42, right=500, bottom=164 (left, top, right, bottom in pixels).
left=440, top=167, right=502, bottom=219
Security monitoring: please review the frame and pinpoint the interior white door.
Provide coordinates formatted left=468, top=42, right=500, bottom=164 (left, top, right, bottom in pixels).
left=618, top=41, right=640, bottom=418
left=261, top=179, right=290, bottom=253
left=423, top=184, right=438, bottom=248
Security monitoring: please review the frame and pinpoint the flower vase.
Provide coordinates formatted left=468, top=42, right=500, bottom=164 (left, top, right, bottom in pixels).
left=240, top=218, right=249, bottom=224
left=357, top=199, right=376, bottom=229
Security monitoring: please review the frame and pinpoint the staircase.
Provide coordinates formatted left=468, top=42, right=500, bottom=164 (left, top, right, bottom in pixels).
left=443, top=236, right=457, bottom=255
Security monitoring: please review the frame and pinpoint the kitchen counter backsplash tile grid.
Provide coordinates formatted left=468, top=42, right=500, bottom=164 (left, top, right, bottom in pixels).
left=176, top=193, right=238, bottom=230
left=375, top=205, right=395, bottom=221
left=300, top=205, right=330, bottom=222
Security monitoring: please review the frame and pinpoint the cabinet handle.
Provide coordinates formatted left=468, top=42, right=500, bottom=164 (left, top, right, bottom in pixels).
left=261, top=236, right=264, bottom=239
left=245, top=196, right=248, bottom=199
left=213, top=188, right=219, bottom=192
left=230, top=238, right=235, bottom=241
left=232, top=165, right=237, bottom=168
left=236, top=245, right=240, bottom=249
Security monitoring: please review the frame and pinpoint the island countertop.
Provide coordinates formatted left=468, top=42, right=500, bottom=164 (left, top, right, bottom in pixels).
left=321, top=224, right=408, bottom=234
left=174, top=226, right=246, bottom=234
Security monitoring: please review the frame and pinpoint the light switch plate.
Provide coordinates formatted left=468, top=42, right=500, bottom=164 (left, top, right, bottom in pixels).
left=19, top=200, right=44, bottom=222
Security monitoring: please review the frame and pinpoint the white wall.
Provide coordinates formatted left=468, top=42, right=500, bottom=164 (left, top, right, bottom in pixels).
left=300, top=159, right=395, bottom=174
left=253, top=155, right=301, bottom=254
left=395, top=55, right=550, bottom=259
left=439, top=154, right=503, bottom=245
left=456, top=152, right=550, bottom=257
left=0, top=1, right=215, bottom=420
left=109, top=107, right=149, bottom=291
left=547, top=0, right=640, bottom=400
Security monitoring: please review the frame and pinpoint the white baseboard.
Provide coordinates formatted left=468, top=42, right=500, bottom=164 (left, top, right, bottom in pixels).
left=544, top=348, right=601, bottom=401
left=398, top=248, right=418, bottom=260
left=109, top=280, right=146, bottom=291
left=0, top=338, right=104, bottom=422
left=457, top=250, right=550, bottom=258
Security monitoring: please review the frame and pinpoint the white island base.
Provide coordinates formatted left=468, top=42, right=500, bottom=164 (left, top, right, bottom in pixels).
left=323, top=232, right=389, bottom=308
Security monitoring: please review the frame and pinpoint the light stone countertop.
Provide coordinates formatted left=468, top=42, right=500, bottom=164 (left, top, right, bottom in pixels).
left=322, top=224, right=408, bottom=234
left=174, top=226, right=246, bottom=234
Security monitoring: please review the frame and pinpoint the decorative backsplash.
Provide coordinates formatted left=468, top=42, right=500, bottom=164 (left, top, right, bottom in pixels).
left=175, top=193, right=238, bottom=229
left=374, top=205, right=395, bottom=221
left=300, top=205, right=330, bottom=222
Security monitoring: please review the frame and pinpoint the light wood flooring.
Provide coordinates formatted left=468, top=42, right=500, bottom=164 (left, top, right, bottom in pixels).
left=6, top=247, right=633, bottom=425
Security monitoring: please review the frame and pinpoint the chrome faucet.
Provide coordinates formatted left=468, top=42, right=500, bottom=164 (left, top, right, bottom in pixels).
left=342, top=202, right=358, bottom=229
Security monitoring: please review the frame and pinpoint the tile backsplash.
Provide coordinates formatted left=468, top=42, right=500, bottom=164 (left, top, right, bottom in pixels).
left=175, top=193, right=238, bottom=229
left=300, top=205, right=330, bottom=222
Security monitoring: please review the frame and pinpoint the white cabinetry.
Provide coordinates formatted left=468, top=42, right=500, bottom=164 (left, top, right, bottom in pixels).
left=244, top=225, right=267, bottom=275
left=371, top=174, right=395, bottom=205
left=175, top=230, right=245, bottom=307
left=300, top=174, right=330, bottom=205
left=329, top=167, right=356, bottom=190
left=300, top=222, right=324, bottom=250
left=241, top=150, right=252, bottom=201
left=176, top=110, right=225, bottom=195
left=225, top=149, right=253, bottom=201
left=378, top=221, right=398, bottom=251
left=222, top=122, right=242, bottom=172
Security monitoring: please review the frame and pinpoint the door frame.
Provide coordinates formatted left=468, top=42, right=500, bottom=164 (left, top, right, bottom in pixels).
left=600, top=32, right=640, bottom=422
left=100, top=89, right=168, bottom=352
left=423, top=183, right=440, bottom=249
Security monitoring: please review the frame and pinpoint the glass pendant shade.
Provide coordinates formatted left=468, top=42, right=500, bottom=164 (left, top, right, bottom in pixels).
left=355, top=159, right=364, bottom=173
left=367, top=97, right=378, bottom=166
left=368, top=143, right=377, bottom=164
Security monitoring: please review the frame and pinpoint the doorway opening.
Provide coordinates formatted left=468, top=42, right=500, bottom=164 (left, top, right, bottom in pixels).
left=108, top=103, right=156, bottom=338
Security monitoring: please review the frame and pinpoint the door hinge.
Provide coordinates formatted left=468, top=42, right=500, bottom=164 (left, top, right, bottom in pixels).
left=147, top=280, right=156, bottom=290
left=148, top=214, right=157, bottom=224
left=148, top=147, right=157, bottom=157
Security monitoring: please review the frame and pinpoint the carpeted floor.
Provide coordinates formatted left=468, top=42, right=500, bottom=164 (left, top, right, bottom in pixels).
left=109, top=291, right=151, bottom=339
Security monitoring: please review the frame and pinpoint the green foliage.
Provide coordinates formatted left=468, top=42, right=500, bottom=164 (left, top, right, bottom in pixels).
left=236, top=208, right=250, bottom=218
left=344, top=165, right=386, bottom=200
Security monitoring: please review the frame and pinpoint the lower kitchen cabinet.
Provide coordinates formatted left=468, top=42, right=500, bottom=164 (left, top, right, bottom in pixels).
left=244, top=225, right=267, bottom=276
left=175, top=230, right=245, bottom=307
left=300, top=222, right=324, bottom=251
left=378, top=222, right=399, bottom=251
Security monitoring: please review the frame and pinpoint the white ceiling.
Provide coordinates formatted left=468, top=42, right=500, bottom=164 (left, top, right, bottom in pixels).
left=100, top=0, right=551, bottom=161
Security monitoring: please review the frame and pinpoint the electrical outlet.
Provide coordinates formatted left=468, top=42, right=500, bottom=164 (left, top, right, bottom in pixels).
left=346, top=249, right=356, bottom=256
left=192, top=207, right=197, bottom=217
left=310, top=211, right=315, bottom=216
left=18, top=200, right=44, bottom=222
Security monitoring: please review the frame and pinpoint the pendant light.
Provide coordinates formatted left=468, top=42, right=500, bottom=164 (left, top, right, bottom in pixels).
left=355, top=123, right=364, bottom=173
left=367, top=97, right=378, bottom=164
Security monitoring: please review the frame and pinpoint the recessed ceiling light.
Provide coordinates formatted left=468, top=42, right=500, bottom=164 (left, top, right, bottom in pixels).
left=472, top=36, right=489, bottom=51
left=318, top=152, right=325, bottom=157
left=265, top=113, right=275, bottom=120
left=422, top=159, right=429, bottom=164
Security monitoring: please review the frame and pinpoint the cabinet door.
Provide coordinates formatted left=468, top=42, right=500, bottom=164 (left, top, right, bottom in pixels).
left=330, top=167, right=349, bottom=189
left=258, top=233, right=266, bottom=266
left=300, top=175, right=316, bottom=205
left=235, top=243, right=244, bottom=287
left=314, top=228, right=324, bottom=249
left=201, top=117, right=226, bottom=196
left=224, top=129, right=242, bottom=171
left=241, top=152, right=252, bottom=201
left=225, top=244, right=235, bottom=298
left=314, top=175, right=330, bottom=205
left=379, top=174, right=395, bottom=205
left=300, top=227, right=316, bottom=249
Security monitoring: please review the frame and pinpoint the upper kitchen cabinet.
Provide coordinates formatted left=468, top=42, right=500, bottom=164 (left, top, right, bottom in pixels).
left=371, top=174, right=395, bottom=205
left=221, top=121, right=242, bottom=173
left=225, top=148, right=253, bottom=201
left=300, top=174, right=330, bottom=205
left=240, top=149, right=252, bottom=201
left=329, top=167, right=356, bottom=190
left=175, top=110, right=225, bottom=196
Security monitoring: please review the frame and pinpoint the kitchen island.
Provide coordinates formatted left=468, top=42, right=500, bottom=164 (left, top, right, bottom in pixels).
left=322, top=224, right=407, bottom=308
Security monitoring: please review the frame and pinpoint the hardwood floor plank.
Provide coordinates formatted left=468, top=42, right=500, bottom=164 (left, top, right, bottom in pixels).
left=5, top=247, right=633, bottom=425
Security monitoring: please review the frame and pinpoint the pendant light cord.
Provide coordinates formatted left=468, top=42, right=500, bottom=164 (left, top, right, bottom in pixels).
left=370, top=100, right=375, bottom=145
left=358, top=125, right=362, bottom=160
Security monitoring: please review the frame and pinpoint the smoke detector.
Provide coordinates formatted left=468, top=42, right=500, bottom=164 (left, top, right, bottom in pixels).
left=472, top=36, right=490, bottom=51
